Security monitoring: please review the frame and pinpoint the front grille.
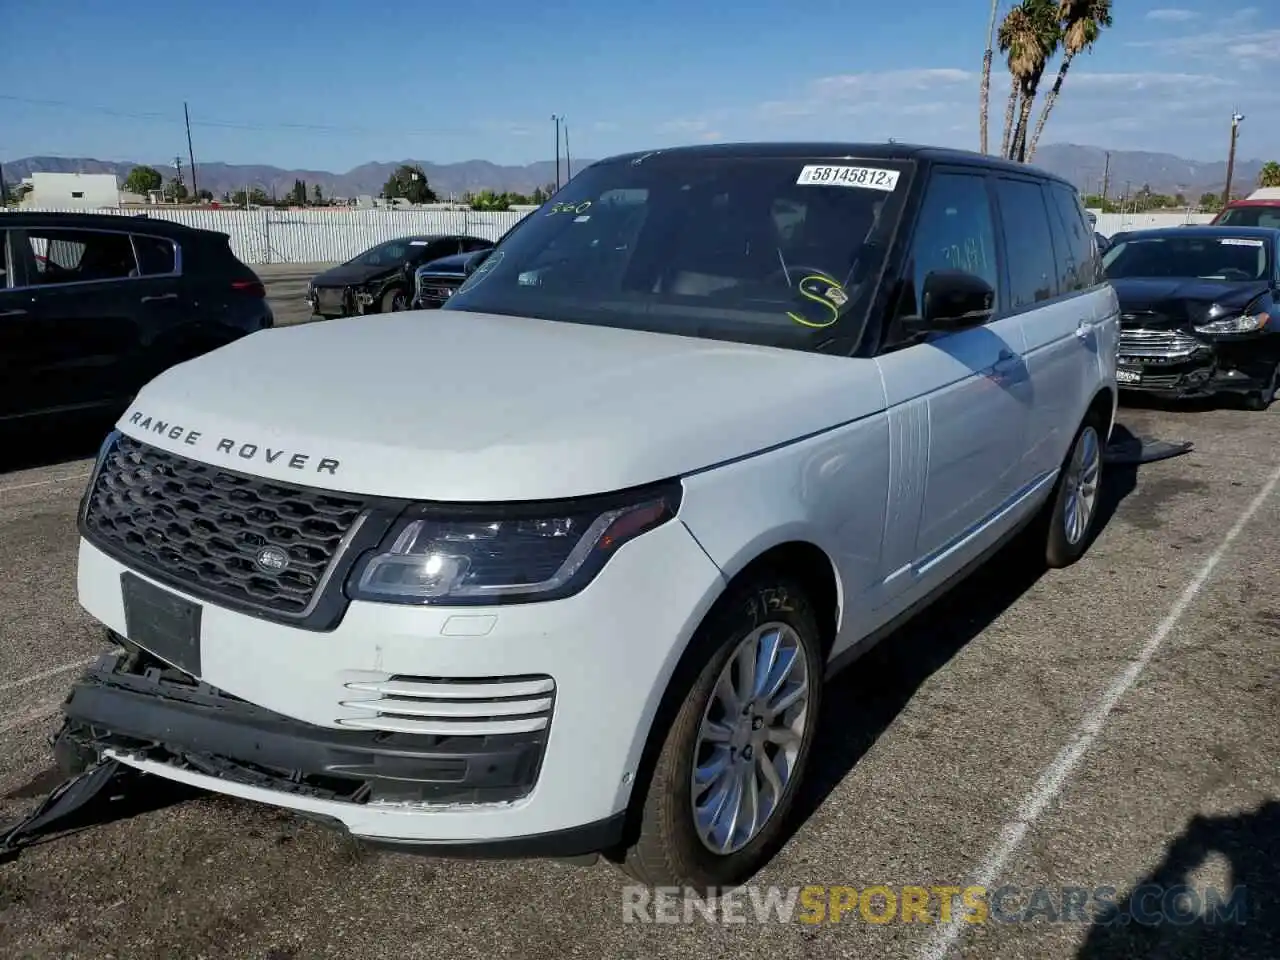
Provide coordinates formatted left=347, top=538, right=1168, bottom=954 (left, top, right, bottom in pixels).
left=82, top=434, right=369, bottom=619
left=338, top=674, right=556, bottom=737
left=1118, top=328, right=1203, bottom=359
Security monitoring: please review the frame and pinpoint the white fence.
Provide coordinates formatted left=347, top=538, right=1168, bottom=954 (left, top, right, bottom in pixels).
left=4, top=207, right=533, bottom=265
left=1092, top=211, right=1216, bottom=237
left=6, top=205, right=1219, bottom=262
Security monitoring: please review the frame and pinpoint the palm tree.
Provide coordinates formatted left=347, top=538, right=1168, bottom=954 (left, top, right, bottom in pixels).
left=997, top=4, right=1034, bottom=159
left=1008, top=0, right=1062, bottom=162
left=1026, top=0, right=1113, bottom=163
left=979, top=0, right=1003, bottom=154
left=1259, top=161, right=1280, bottom=188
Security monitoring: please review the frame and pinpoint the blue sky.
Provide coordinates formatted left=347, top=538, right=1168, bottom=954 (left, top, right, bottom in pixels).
left=1, top=0, right=1277, bottom=170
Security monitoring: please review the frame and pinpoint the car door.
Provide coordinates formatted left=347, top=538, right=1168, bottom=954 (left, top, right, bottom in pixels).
left=126, top=230, right=189, bottom=394
left=14, top=226, right=146, bottom=416
left=0, top=226, right=40, bottom=420
left=873, top=167, right=1034, bottom=608
left=1001, top=176, right=1099, bottom=481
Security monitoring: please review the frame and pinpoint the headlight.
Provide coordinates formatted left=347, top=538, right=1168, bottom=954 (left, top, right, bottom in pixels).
left=347, top=483, right=681, bottom=605
left=1194, top=311, right=1270, bottom=334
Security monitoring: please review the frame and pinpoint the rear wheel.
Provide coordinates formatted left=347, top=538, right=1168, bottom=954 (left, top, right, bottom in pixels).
left=1043, top=413, right=1105, bottom=568
left=616, top=574, right=824, bottom=891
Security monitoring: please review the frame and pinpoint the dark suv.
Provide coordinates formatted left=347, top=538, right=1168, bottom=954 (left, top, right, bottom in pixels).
left=0, top=212, right=272, bottom=426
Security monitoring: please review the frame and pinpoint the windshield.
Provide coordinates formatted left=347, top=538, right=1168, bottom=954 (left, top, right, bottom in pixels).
left=1215, top=206, right=1280, bottom=228
left=347, top=239, right=415, bottom=267
left=1102, top=234, right=1272, bottom=281
left=441, top=155, right=913, bottom=351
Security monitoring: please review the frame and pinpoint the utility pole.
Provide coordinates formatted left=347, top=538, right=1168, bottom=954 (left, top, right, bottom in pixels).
left=184, top=101, right=199, bottom=200
left=1100, top=151, right=1111, bottom=206
left=551, top=114, right=562, bottom=191
left=173, top=155, right=184, bottom=188
left=564, top=121, right=572, bottom=182
left=1222, top=110, right=1245, bottom=208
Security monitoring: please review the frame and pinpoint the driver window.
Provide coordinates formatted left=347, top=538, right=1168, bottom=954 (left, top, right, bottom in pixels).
left=887, top=171, right=999, bottom=344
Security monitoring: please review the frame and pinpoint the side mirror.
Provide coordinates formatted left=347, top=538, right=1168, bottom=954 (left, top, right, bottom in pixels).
left=921, top=270, right=995, bottom=330
left=464, top=248, right=494, bottom=276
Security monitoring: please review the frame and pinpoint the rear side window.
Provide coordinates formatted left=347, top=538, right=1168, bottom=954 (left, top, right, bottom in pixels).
left=993, top=178, right=1059, bottom=307
left=1045, top=182, right=1098, bottom=289
left=0, top=231, right=8, bottom=288
left=132, top=235, right=176, bottom=275
left=897, top=170, right=1000, bottom=322
left=24, top=229, right=137, bottom=285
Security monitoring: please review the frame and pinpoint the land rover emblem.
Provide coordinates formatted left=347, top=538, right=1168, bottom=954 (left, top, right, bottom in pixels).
left=255, top=546, right=290, bottom=573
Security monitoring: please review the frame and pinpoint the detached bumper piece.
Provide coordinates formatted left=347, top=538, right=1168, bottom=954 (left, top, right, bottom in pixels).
left=0, top=760, right=135, bottom=864
left=61, top=649, right=550, bottom=808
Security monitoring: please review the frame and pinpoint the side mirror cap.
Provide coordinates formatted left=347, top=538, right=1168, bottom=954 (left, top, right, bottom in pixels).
left=921, top=269, right=995, bottom=330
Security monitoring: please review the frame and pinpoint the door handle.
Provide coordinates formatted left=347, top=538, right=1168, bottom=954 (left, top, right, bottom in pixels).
left=1076, top=320, right=1093, bottom=340
left=140, top=293, right=179, bottom=303
left=995, top=348, right=1017, bottom=365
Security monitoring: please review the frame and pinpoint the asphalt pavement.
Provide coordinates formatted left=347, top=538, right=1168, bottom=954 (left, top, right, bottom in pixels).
left=256, top=261, right=337, bottom=327
left=0, top=290, right=1276, bottom=959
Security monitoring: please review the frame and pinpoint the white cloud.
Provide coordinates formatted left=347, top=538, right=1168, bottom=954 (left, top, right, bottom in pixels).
left=1145, top=8, right=1198, bottom=21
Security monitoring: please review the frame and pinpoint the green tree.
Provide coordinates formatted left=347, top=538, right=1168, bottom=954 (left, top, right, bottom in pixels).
left=530, top=185, right=549, bottom=204
left=381, top=164, right=437, bottom=204
left=196, top=189, right=213, bottom=202
left=1199, top=192, right=1222, bottom=212
left=312, top=183, right=323, bottom=204
left=165, top=178, right=189, bottom=202
left=999, top=0, right=1061, bottom=162
left=124, top=165, right=163, bottom=196
left=1259, top=161, right=1280, bottom=188
left=1026, top=0, right=1112, bottom=162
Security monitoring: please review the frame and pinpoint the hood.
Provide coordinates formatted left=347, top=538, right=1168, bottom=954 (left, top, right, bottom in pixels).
left=1111, top=277, right=1270, bottom=328
left=118, top=311, right=885, bottom=502
left=311, top=261, right=401, bottom=288
left=416, top=252, right=472, bottom=276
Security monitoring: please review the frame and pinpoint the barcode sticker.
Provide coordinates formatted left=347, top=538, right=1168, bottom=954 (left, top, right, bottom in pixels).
left=796, top=165, right=900, bottom=191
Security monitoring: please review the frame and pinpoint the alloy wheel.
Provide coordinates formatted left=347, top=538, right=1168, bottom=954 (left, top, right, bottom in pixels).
left=690, top=622, right=811, bottom=855
left=1062, top=424, right=1101, bottom=545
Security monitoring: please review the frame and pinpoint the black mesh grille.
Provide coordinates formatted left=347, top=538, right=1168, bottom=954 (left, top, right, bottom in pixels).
left=82, top=434, right=368, bottom=617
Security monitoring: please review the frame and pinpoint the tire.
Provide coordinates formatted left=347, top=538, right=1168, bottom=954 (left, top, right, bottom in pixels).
left=1243, top=362, right=1280, bottom=411
left=1043, top=412, right=1106, bottom=569
left=380, top=287, right=408, bottom=313
left=616, top=573, right=825, bottom=892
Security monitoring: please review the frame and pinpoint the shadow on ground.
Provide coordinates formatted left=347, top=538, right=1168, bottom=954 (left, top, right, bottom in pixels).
left=0, top=413, right=117, bottom=475
left=778, top=435, right=1140, bottom=851
left=1075, top=801, right=1279, bottom=960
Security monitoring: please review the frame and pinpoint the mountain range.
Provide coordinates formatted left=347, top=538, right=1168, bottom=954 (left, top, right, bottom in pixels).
left=0, top=144, right=1267, bottom=200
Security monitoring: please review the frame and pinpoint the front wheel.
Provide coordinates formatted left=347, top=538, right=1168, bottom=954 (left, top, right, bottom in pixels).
left=380, top=287, right=408, bottom=313
left=616, top=574, right=824, bottom=891
left=1242, top=362, right=1280, bottom=411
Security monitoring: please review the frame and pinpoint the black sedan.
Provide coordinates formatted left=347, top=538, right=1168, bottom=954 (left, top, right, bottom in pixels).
left=306, top=234, right=493, bottom=319
left=1106, top=226, right=1280, bottom=410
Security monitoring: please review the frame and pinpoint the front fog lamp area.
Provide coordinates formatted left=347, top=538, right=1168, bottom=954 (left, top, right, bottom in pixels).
left=348, top=488, right=679, bottom=605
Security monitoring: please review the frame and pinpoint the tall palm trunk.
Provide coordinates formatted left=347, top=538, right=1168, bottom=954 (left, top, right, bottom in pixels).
left=1001, top=78, right=1019, bottom=159
left=1026, top=51, right=1075, bottom=163
left=979, top=0, right=1001, bottom=154
left=1011, top=83, right=1038, bottom=162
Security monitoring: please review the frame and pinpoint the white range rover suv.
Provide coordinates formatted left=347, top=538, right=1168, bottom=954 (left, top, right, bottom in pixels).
left=61, top=143, right=1118, bottom=890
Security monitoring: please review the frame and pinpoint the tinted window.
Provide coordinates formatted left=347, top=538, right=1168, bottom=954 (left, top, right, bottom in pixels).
left=1102, top=234, right=1270, bottom=281
left=0, top=231, right=8, bottom=288
left=25, top=229, right=137, bottom=285
left=133, top=234, right=176, bottom=275
left=1216, top=206, right=1280, bottom=229
left=1045, top=183, right=1096, bottom=291
left=893, top=170, right=999, bottom=329
left=441, top=156, right=912, bottom=352
left=994, top=178, right=1059, bottom=307
left=349, top=239, right=411, bottom=267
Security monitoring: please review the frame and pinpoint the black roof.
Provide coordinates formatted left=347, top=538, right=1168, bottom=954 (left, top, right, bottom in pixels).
left=1112, top=225, right=1280, bottom=241
left=0, top=210, right=209, bottom=235
left=588, top=141, right=1076, bottom=189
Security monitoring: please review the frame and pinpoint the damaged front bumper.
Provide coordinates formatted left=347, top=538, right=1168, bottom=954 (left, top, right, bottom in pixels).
left=1117, top=334, right=1271, bottom=399
left=59, top=641, right=623, bottom=858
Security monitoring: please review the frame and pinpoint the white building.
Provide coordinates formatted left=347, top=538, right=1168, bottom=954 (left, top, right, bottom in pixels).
left=19, top=172, right=122, bottom=209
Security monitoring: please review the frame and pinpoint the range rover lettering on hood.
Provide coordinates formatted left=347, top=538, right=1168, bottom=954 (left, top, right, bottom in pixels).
left=126, top=411, right=340, bottom=475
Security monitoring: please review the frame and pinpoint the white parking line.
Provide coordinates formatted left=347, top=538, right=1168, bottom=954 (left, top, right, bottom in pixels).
left=0, top=471, right=92, bottom=495
left=918, top=459, right=1280, bottom=960
left=0, top=658, right=96, bottom=694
